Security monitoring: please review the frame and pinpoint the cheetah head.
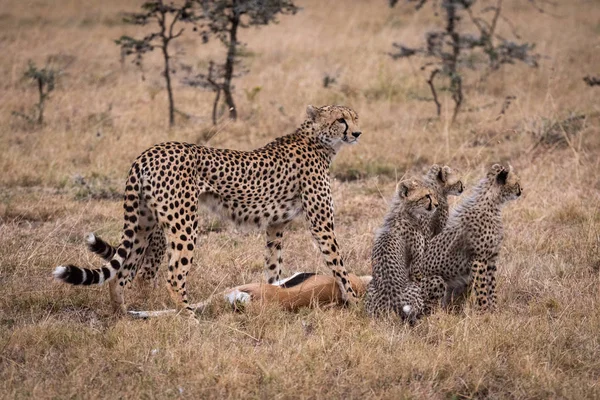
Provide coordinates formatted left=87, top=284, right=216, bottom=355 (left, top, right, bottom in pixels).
left=397, top=178, right=439, bottom=216
left=488, top=164, right=522, bottom=202
left=305, top=105, right=361, bottom=153
left=426, top=164, right=464, bottom=196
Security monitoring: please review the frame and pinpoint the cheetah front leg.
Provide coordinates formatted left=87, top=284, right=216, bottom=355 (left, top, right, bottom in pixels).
left=264, top=223, right=287, bottom=284
left=300, top=187, right=357, bottom=305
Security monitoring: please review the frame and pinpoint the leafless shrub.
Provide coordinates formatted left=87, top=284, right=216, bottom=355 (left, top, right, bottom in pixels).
left=390, top=0, right=543, bottom=123
left=115, top=0, right=199, bottom=127
left=194, top=0, right=299, bottom=121
left=11, top=59, right=67, bottom=126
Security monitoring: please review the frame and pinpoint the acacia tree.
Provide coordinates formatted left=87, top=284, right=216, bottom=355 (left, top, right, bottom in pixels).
left=12, top=61, right=59, bottom=125
left=116, top=0, right=198, bottom=127
left=195, top=0, right=299, bottom=121
left=390, top=0, right=541, bottom=122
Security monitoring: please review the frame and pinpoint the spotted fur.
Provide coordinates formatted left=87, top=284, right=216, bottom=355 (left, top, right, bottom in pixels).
left=421, top=164, right=464, bottom=238
left=364, top=178, right=442, bottom=322
left=86, top=232, right=164, bottom=288
left=53, top=105, right=363, bottom=314
left=413, top=164, right=522, bottom=312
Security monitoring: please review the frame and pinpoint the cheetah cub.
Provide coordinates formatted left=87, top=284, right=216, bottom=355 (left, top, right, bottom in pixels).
left=422, top=164, right=464, bottom=238
left=410, top=164, right=464, bottom=313
left=364, top=178, right=441, bottom=322
left=413, top=164, right=522, bottom=312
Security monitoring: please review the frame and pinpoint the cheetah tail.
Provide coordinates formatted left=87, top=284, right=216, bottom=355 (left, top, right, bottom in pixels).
left=53, top=163, right=143, bottom=286
left=85, top=233, right=116, bottom=262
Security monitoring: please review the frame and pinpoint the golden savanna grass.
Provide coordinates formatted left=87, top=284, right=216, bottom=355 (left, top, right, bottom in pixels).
left=1, top=0, right=599, bottom=398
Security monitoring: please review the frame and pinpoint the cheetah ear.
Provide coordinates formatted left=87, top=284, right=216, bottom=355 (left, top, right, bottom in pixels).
left=306, top=105, right=319, bottom=121
left=496, top=169, right=509, bottom=185
left=397, top=180, right=411, bottom=198
left=427, top=164, right=440, bottom=178
left=437, top=166, right=449, bottom=184
left=490, top=164, right=505, bottom=176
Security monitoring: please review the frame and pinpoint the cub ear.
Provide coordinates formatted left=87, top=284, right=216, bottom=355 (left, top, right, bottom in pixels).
left=490, top=164, right=505, bottom=176
left=438, top=166, right=451, bottom=184
left=306, top=105, right=319, bottom=121
left=427, top=164, right=441, bottom=179
left=496, top=169, right=509, bottom=185
left=397, top=180, right=413, bottom=198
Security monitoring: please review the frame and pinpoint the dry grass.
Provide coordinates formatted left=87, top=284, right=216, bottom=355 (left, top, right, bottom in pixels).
left=1, top=0, right=599, bottom=398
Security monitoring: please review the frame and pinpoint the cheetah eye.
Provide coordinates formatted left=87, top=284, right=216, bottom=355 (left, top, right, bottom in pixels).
left=337, top=118, right=346, bottom=124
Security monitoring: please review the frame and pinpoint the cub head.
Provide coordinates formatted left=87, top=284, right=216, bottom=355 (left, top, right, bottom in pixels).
left=397, top=178, right=438, bottom=216
left=488, top=164, right=522, bottom=202
left=426, top=164, right=464, bottom=196
left=305, top=105, right=361, bottom=152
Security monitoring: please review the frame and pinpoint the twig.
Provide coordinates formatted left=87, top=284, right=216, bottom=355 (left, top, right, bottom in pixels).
left=496, top=95, right=516, bottom=120
left=427, top=69, right=441, bottom=117
left=451, top=75, right=463, bottom=123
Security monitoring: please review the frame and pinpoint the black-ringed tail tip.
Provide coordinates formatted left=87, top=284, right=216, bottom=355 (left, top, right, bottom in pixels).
left=85, top=232, right=115, bottom=260
left=86, top=233, right=97, bottom=245
left=402, top=305, right=412, bottom=315
left=52, top=264, right=110, bottom=286
left=52, top=265, right=70, bottom=282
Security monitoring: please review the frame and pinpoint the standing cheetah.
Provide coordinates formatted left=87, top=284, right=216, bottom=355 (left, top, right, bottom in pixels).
left=413, top=164, right=522, bottom=311
left=53, top=105, right=363, bottom=315
left=364, top=178, right=444, bottom=322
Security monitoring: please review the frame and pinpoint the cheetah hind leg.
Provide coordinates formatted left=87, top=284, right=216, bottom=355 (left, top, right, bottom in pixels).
left=110, top=203, right=160, bottom=314
left=486, top=261, right=498, bottom=312
left=84, top=228, right=153, bottom=313
left=470, top=260, right=490, bottom=312
left=136, top=228, right=166, bottom=290
left=85, top=230, right=163, bottom=290
left=161, top=214, right=199, bottom=318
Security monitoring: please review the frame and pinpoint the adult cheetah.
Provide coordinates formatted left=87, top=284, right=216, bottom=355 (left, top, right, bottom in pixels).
left=413, top=164, right=522, bottom=312
left=364, top=178, right=444, bottom=322
left=53, top=105, right=363, bottom=315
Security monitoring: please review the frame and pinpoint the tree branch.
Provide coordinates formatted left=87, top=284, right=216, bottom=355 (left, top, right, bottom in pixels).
left=426, top=69, right=441, bottom=117
left=172, top=28, right=184, bottom=39
left=168, top=9, right=182, bottom=38
left=489, top=0, right=503, bottom=38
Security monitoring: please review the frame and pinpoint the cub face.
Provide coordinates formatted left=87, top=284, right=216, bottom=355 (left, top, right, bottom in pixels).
left=489, top=164, right=522, bottom=202
left=426, top=164, right=464, bottom=196
left=397, top=179, right=438, bottom=216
